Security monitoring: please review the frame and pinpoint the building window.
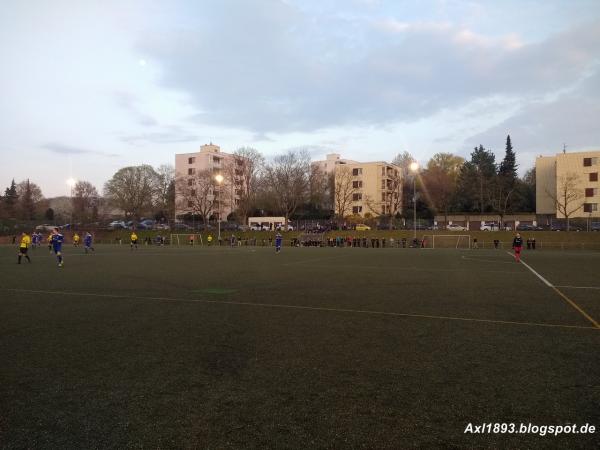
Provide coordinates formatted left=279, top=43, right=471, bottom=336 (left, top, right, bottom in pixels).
left=352, top=168, right=362, bottom=176
left=187, top=201, right=193, bottom=207
left=188, top=168, right=195, bottom=175
left=213, top=157, right=221, bottom=164
left=352, top=181, right=362, bottom=188
left=187, top=179, right=194, bottom=186
left=190, top=189, right=196, bottom=196
left=381, top=179, right=386, bottom=189
left=352, top=206, right=362, bottom=214
left=590, top=173, right=598, bottom=182
left=584, top=157, right=599, bottom=166
left=188, top=157, right=195, bottom=164
left=585, top=188, right=598, bottom=197
left=583, top=203, right=598, bottom=212
left=352, top=193, right=362, bottom=201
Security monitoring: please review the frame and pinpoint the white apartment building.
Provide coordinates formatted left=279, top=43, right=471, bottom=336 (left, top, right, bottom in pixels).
left=175, top=143, right=245, bottom=220
left=314, top=154, right=403, bottom=217
left=536, top=150, right=600, bottom=219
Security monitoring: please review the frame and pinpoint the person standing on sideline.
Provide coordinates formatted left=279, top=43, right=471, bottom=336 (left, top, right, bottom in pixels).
left=73, top=232, right=80, bottom=247
left=512, top=233, right=523, bottom=263
left=275, top=232, right=283, bottom=253
left=130, top=231, right=139, bottom=251
left=51, top=227, right=64, bottom=267
left=17, top=231, right=32, bottom=264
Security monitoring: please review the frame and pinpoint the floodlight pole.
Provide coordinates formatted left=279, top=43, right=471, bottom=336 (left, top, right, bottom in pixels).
left=215, top=174, right=224, bottom=240
left=409, top=162, right=419, bottom=240
left=413, top=175, right=417, bottom=239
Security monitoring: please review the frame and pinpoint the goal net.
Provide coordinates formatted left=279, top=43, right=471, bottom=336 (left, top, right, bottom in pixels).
left=169, top=233, right=204, bottom=246
left=421, top=234, right=471, bottom=249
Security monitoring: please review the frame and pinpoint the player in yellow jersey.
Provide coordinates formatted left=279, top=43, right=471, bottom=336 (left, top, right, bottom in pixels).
left=17, top=231, right=32, bottom=264
left=130, top=231, right=138, bottom=250
left=47, top=233, right=53, bottom=253
left=73, top=232, right=80, bottom=247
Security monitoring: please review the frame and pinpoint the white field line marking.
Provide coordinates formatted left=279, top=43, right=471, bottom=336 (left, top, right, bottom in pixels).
left=555, top=285, right=600, bottom=290
left=305, top=264, right=524, bottom=275
left=461, top=255, right=516, bottom=265
left=505, top=251, right=600, bottom=329
left=2, top=288, right=598, bottom=331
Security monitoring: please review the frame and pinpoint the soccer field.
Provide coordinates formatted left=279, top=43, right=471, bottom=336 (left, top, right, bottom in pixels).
left=1, top=244, right=599, bottom=448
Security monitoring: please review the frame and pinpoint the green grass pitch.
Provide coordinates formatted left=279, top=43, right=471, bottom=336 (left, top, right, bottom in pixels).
left=1, top=244, right=599, bottom=448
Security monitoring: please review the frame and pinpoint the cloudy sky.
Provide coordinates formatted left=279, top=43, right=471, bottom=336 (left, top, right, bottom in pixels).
left=1, top=0, right=599, bottom=197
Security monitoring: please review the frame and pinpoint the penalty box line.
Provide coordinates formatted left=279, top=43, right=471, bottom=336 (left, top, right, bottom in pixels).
left=505, top=252, right=600, bottom=330
left=2, top=288, right=598, bottom=332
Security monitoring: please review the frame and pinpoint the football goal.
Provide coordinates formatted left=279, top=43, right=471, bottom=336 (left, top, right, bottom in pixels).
left=169, top=234, right=204, bottom=246
left=421, top=234, right=471, bottom=249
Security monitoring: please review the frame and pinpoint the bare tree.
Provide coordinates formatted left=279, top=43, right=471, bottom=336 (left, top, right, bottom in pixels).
left=231, top=147, right=264, bottom=224
left=72, top=180, right=99, bottom=222
left=176, top=169, right=220, bottom=224
left=104, top=165, right=159, bottom=218
left=333, top=165, right=357, bottom=220
left=155, top=164, right=175, bottom=220
left=545, top=172, right=584, bottom=231
left=309, top=164, right=331, bottom=212
left=16, top=179, right=43, bottom=220
left=422, top=153, right=464, bottom=224
left=263, top=150, right=310, bottom=226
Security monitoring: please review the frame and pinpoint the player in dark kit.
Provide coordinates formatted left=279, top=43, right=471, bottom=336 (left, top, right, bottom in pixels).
left=275, top=232, right=283, bottom=253
left=512, top=233, right=523, bottom=263
left=84, top=232, right=95, bottom=253
left=51, top=228, right=65, bottom=267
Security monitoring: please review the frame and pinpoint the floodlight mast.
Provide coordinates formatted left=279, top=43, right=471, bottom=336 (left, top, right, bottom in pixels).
left=409, top=162, right=419, bottom=240
left=215, top=174, right=224, bottom=240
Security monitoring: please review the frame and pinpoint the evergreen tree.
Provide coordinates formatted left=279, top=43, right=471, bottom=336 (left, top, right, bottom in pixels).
left=454, top=145, right=496, bottom=212
left=3, top=179, right=18, bottom=218
left=493, top=135, right=519, bottom=217
left=19, top=179, right=36, bottom=220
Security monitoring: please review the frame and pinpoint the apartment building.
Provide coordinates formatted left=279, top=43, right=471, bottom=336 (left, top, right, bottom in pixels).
left=312, top=153, right=358, bottom=174
left=536, top=150, right=600, bottom=219
left=175, top=143, right=246, bottom=219
left=336, top=159, right=403, bottom=217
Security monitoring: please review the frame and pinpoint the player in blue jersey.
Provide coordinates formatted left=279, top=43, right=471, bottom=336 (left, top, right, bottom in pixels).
left=275, top=232, right=283, bottom=253
left=51, top=227, right=65, bottom=267
left=84, top=232, right=95, bottom=254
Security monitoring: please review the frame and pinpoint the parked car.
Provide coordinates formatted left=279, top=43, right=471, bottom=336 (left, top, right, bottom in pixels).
left=154, top=223, right=170, bottom=230
left=591, top=222, right=600, bottom=232
left=355, top=224, right=371, bottom=231
left=108, top=220, right=127, bottom=230
left=480, top=222, right=498, bottom=231
left=35, top=224, right=59, bottom=232
left=446, top=224, right=467, bottom=231
left=516, top=224, right=542, bottom=231
left=172, top=223, right=192, bottom=230
left=276, top=224, right=294, bottom=231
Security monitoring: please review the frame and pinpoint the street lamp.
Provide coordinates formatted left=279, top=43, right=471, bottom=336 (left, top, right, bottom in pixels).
left=66, top=178, right=76, bottom=227
left=409, top=162, right=419, bottom=239
left=214, top=174, right=224, bottom=240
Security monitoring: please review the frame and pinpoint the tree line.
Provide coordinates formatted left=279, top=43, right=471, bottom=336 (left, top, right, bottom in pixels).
left=1, top=135, right=539, bottom=227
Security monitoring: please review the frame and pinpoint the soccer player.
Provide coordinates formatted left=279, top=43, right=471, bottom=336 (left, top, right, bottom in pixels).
left=130, top=231, right=138, bottom=250
left=17, top=231, right=32, bottom=264
left=73, top=232, right=80, bottom=247
left=51, top=227, right=64, bottom=267
left=512, top=233, right=523, bottom=263
left=275, top=232, right=283, bottom=253
left=47, top=233, right=53, bottom=252
left=84, top=232, right=95, bottom=253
